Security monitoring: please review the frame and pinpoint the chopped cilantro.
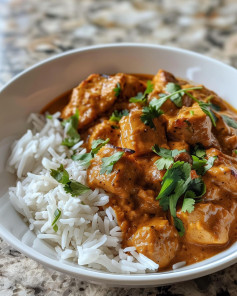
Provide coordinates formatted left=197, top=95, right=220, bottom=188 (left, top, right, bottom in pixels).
left=181, top=197, right=195, bottom=213
left=50, top=165, right=90, bottom=196
left=157, top=161, right=206, bottom=236
left=141, top=86, right=202, bottom=128
left=192, top=154, right=217, bottom=176
left=61, top=109, right=80, bottom=147
left=165, top=83, right=185, bottom=108
left=185, top=92, right=217, bottom=126
left=192, top=144, right=206, bottom=158
left=64, top=180, right=91, bottom=197
left=72, top=138, right=110, bottom=167
left=52, top=208, right=61, bottom=232
left=152, top=145, right=186, bottom=170
left=113, top=83, right=121, bottom=97
left=109, top=109, right=129, bottom=122
left=46, top=114, right=53, bottom=119
left=129, top=80, right=154, bottom=105
left=140, top=105, right=163, bottom=129
left=222, top=115, right=237, bottom=129
left=190, top=110, right=194, bottom=116
left=235, top=150, right=237, bottom=155
left=100, top=151, right=124, bottom=174
left=50, top=164, right=70, bottom=184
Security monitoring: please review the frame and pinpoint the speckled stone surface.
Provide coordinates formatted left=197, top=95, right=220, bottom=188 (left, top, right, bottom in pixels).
left=1, top=0, right=237, bottom=295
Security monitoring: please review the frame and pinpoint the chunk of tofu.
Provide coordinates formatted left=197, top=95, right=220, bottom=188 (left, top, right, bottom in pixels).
left=205, top=148, right=237, bottom=194
left=62, top=74, right=122, bottom=129
left=177, top=203, right=233, bottom=245
left=87, top=145, right=140, bottom=198
left=88, top=120, right=121, bottom=149
left=130, top=218, right=179, bottom=268
left=166, top=103, right=215, bottom=147
left=119, top=109, right=167, bottom=155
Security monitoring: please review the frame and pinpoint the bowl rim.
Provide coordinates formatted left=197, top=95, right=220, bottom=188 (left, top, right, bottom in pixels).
left=1, top=43, right=237, bottom=286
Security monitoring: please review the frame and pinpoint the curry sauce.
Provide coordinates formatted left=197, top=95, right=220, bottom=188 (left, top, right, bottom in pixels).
left=42, top=70, right=237, bottom=271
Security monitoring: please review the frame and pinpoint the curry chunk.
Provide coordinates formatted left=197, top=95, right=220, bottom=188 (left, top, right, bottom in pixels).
left=88, top=120, right=121, bottom=149
left=177, top=203, right=233, bottom=245
left=166, top=102, right=215, bottom=147
left=87, top=145, right=140, bottom=198
left=62, top=74, right=122, bottom=129
left=213, top=112, right=237, bottom=153
left=119, top=109, right=167, bottom=155
left=130, top=219, right=179, bottom=268
left=205, top=148, right=237, bottom=194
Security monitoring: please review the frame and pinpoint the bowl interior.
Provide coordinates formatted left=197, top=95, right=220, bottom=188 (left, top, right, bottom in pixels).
left=0, top=44, right=237, bottom=287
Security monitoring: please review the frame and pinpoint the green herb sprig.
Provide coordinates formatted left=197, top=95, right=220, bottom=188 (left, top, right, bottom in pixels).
left=50, top=164, right=90, bottom=196
left=113, top=83, right=121, bottom=97
left=152, top=145, right=186, bottom=170
left=100, top=151, right=124, bottom=174
left=109, top=110, right=129, bottom=122
left=129, top=80, right=154, bottom=105
left=72, top=138, right=110, bottom=168
left=61, top=109, right=81, bottom=147
left=52, top=208, right=61, bottom=232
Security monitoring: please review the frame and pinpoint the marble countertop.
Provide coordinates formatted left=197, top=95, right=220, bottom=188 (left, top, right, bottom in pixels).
left=1, top=0, right=237, bottom=295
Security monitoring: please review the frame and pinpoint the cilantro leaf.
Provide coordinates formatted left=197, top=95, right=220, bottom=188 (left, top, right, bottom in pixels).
left=204, top=156, right=217, bottom=173
left=141, top=105, right=163, bottom=129
left=129, top=80, right=154, bottom=105
left=152, top=145, right=186, bottom=170
left=165, top=83, right=184, bottom=108
left=181, top=197, right=195, bottom=213
left=61, top=109, right=80, bottom=147
left=71, top=153, right=93, bottom=168
left=91, top=138, right=110, bottom=155
left=185, top=92, right=217, bottom=126
left=157, top=160, right=206, bottom=236
left=50, top=164, right=70, bottom=184
left=222, top=115, right=237, bottom=129
left=110, top=109, right=129, bottom=122
left=100, top=151, right=124, bottom=174
left=50, top=165, right=90, bottom=196
left=52, top=208, right=61, bottom=232
left=72, top=138, right=110, bottom=167
left=142, top=86, right=202, bottom=128
left=173, top=217, right=185, bottom=237
left=64, top=181, right=90, bottom=196
left=192, top=144, right=206, bottom=158
left=113, top=83, right=121, bottom=97
left=199, top=101, right=217, bottom=127
left=155, top=158, right=174, bottom=170
left=129, top=92, right=146, bottom=104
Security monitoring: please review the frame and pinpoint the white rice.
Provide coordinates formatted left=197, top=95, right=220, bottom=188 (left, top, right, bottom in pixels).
left=7, top=113, right=159, bottom=274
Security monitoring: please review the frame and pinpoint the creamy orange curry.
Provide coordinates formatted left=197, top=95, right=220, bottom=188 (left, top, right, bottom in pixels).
left=43, top=70, right=237, bottom=270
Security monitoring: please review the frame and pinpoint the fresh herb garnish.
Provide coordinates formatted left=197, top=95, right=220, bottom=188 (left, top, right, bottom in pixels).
left=222, top=115, right=237, bottom=129
left=61, top=109, right=81, bottom=147
left=109, top=109, right=129, bottom=122
left=185, top=92, right=217, bottom=126
left=165, top=83, right=185, bottom=108
left=190, top=110, right=194, bottom=116
left=192, top=144, right=206, bottom=158
left=46, top=114, right=53, bottom=119
left=152, top=145, right=186, bottom=170
left=234, top=150, right=237, bottom=155
left=140, top=105, right=163, bottom=129
left=141, top=86, right=202, bottom=128
left=192, top=155, right=217, bottom=175
left=113, top=83, right=121, bottom=97
left=52, top=208, right=61, bottom=232
left=72, top=138, right=110, bottom=167
left=100, top=151, right=124, bottom=174
left=157, top=161, right=206, bottom=236
left=50, top=164, right=90, bottom=196
left=129, top=80, right=154, bottom=105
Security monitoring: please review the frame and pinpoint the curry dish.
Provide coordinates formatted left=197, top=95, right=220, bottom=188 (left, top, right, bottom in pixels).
left=43, top=69, right=237, bottom=270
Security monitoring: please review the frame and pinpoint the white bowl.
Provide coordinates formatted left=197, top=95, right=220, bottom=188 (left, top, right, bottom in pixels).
left=0, top=43, right=237, bottom=287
